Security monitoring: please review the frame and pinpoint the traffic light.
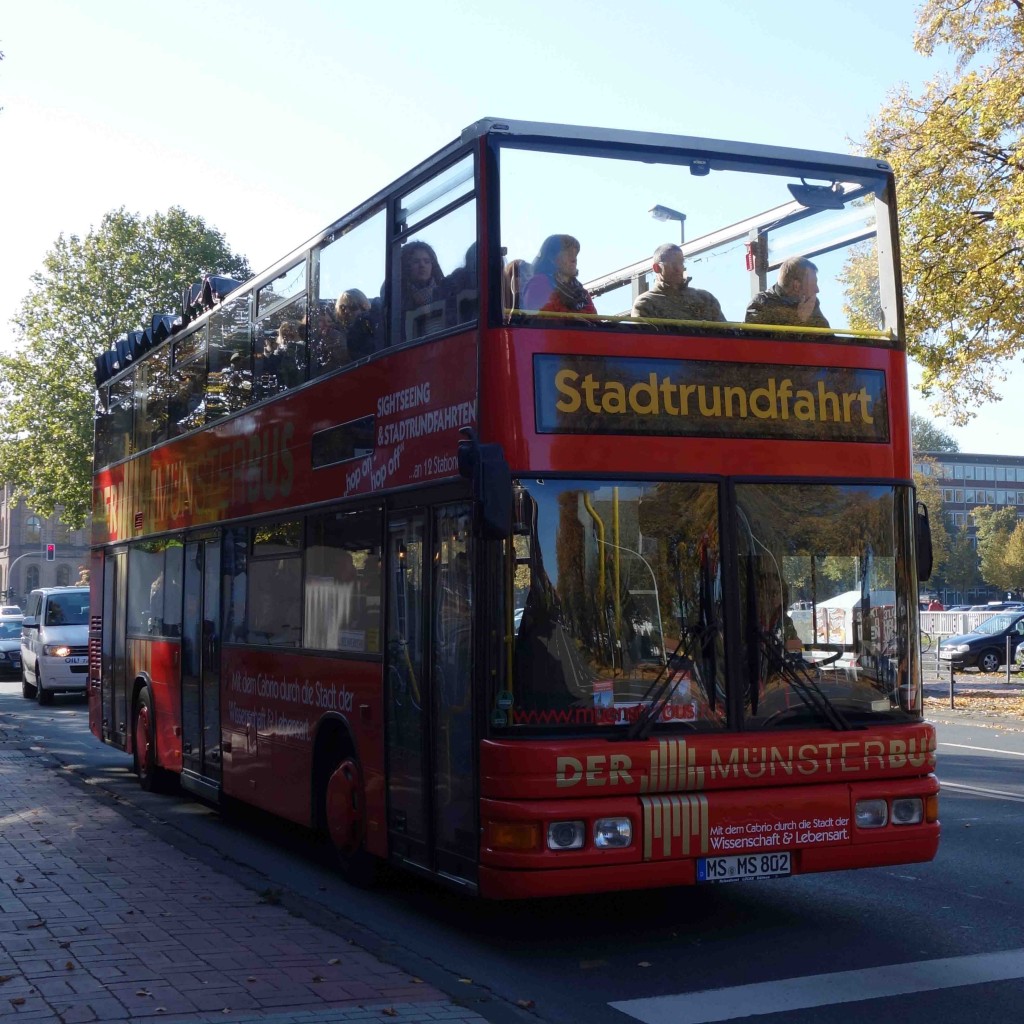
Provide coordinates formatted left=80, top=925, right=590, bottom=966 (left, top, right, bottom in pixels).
left=46, top=543, right=55, bottom=562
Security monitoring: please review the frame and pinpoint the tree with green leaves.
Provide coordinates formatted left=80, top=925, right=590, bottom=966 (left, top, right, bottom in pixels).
left=1002, top=521, right=1024, bottom=595
left=943, top=522, right=979, bottom=600
left=862, top=0, right=1024, bottom=422
left=0, top=207, right=250, bottom=526
left=972, top=504, right=1020, bottom=593
left=910, top=413, right=960, bottom=454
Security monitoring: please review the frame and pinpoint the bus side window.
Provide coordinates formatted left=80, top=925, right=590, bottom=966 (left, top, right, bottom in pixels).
left=312, top=209, right=387, bottom=377
left=207, top=292, right=253, bottom=420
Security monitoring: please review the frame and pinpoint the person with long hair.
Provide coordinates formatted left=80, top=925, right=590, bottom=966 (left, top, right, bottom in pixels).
left=400, top=240, right=446, bottom=311
left=521, top=234, right=597, bottom=315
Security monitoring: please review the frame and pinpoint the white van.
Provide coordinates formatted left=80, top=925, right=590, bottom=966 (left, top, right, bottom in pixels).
left=20, top=587, right=90, bottom=704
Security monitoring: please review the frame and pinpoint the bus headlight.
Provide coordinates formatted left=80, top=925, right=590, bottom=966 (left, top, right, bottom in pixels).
left=855, top=798, right=888, bottom=828
left=891, top=797, right=924, bottom=825
left=547, top=821, right=585, bottom=850
left=594, top=817, right=632, bottom=849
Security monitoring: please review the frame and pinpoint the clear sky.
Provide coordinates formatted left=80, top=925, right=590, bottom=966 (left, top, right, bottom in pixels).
left=1, top=0, right=1020, bottom=454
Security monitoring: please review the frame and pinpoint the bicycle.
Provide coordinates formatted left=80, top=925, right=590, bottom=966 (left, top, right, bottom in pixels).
left=919, top=629, right=933, bottom=654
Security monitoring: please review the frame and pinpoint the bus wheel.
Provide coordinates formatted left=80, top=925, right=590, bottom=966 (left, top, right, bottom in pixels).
left=133, top=689, right=166, bottom=793
left=323, top=757, right=377, bottom=886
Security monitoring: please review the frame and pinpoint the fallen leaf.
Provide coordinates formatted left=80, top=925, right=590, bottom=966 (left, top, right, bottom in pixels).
left=0, top=976, right=12, bottom=985
left=14, top=876, right=23, bottom=884
left=10, top=997, right=25, bottom=1006
left=27, top=920, right=45, bottom=929
left=638, top=961, right=652, bottom=968
left=136, top=989, right=151, bottom=997
left=382, top=1009, right=398, bottom=1018
left=59, top=942, right=70, bottom=949
left=411, top=977, right=424, bottom=984
left=516, top=999, right=536, bottom=1009
left=328, top=958, right=340, bottom=965
left=459, top=978, right=473, bottom=984
left=64, top=962, right=74, bottom=971
left=246, top=977, right=256, bottom=983
left=312, top=975, right=324, bottom=983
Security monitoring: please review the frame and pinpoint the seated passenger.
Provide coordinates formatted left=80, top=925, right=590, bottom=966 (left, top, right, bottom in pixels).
left=502, top=258, right=533, bottom=312
left=631, top=243, right=726, bottom=323
left=400, top=241, right=449, bottom=339
left=445, top=242, right=478, bottom=322
left=521, top=235, right=596, bottom=315
left=335, top=289, right=378, bottom=361
left=745, top=256, right=830, bottom=329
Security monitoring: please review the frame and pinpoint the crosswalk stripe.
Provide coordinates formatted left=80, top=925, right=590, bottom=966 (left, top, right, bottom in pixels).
left=609, top=948, right=1024, bottom=1023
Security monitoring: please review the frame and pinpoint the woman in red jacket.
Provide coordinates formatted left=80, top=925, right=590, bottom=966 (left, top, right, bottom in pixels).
left=521, top=234, right=597, bottom=315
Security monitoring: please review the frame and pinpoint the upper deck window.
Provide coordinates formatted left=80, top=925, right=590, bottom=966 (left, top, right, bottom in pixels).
left=498, top=144, right=896, bottom=346
left=393, top=155, right=478, bottom=343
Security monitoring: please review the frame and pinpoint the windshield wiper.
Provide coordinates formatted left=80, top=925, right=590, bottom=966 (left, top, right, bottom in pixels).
left=625, top=622, right=714, bottom=741
left=758, top=632, right=854, bottom=732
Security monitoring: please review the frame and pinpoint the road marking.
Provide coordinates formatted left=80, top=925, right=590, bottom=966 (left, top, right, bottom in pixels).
left=610, top=948, right=1024, bottom=1023
left=940, top=742, right=1024, bottom=757
left=940, top=781, right=1024, bottom=803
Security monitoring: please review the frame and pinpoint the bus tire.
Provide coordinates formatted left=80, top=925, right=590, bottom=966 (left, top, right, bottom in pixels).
left=322, top=756, right=378, bottom=887
left=133, top=688, right=169, bottom=793
left=21, top=665, right=36, bottom=699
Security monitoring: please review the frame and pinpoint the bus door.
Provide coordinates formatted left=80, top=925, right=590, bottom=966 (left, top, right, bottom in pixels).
left=180, top=534, right=222, bottom=789
left=101, top=547, right=129, bottom=747
left=385, top=502, right=477, bottom=885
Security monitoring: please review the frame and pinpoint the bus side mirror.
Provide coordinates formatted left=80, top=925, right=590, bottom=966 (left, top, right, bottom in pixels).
left=458, top=430, right=512, bottom=540
left=915, top=501, right=933, bottom=583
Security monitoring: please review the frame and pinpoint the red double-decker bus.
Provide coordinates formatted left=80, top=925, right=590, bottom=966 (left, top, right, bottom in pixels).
left=90, top=118, right=939, bottom=898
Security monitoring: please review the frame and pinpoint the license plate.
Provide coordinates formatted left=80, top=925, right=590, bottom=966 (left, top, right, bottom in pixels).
left=68, top=656, right=88, bottom=666
left=938, top=651, right=953, bottom=660
left=698, top=852, right=791, bottom=882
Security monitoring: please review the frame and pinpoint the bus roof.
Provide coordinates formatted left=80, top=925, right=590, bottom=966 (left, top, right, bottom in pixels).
left=460, top=117, right=893, bottom=178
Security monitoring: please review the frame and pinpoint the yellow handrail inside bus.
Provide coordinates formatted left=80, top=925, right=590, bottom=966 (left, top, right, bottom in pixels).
left=505, top=309, right=894, bottom=343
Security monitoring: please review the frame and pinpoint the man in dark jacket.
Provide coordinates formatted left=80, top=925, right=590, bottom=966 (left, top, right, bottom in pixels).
left=745, top=256, right=829, bottom=329
left=631, top=243, right=726, bottom=323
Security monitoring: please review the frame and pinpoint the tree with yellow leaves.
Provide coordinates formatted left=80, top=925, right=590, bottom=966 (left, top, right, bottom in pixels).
left=862, top=0, right=1024, bottom=422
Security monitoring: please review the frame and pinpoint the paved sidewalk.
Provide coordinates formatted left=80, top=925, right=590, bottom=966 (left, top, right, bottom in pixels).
left=0, top=713, right=489, bottom=1024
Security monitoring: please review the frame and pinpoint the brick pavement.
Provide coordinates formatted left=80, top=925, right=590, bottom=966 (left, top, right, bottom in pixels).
left=0, top=715, right=491, bottom=1024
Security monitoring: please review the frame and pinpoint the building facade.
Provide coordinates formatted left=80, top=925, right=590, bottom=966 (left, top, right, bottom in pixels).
left=915, top=451, right=1024, bottom=605
left=0, top=485, right=90, bottom=609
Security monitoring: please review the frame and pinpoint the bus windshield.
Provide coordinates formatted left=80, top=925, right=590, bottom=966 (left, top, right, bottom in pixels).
left=499, top=143, right=894, bottom=343
left=505, top=479, right=917, bottom=732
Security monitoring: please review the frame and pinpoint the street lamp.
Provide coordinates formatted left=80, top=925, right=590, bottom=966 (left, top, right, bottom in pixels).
left=649, top=205, right=686, bottom=245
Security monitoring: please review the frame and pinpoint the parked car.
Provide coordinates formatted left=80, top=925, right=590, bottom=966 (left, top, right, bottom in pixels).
left=20, top=587, right=90, bottom=704
left=938, top=611, right=1024, bottom=672
left=0, top=615, right=24, bottom=677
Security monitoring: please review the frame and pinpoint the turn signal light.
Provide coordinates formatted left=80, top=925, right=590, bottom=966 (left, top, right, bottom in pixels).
left=925, top=793, right=939, bottom=823
left=487, top=821, right=540, bottom=851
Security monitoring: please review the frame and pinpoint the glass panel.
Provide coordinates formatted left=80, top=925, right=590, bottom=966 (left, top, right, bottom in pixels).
left=433, top=504, right=475, bottom=870
left=736, top=483, right=918, bottom=727
left=246, top=521, right=302, bottom=646
left=168, top=356, right=207, bottom=436
left=311, top=210, right=386, bottom=376
left=386, top=512, right=427, bottom=852
left=133, top=346, right=170, bottom=451
left=304, top=508, right=383, bottom=653
left=499, top=146, right=893, bottom=342
left=396, top=199, right=476, bottom=342
left=398, top=154, right=474, bottom=232
left=96, top=376, right=133, bottom=467
left=207, top=292, right=254, bottom=420
left=257, top=259, right=306, bottom=316
left=127, top=539, right=183, bottom=637
left=222, top=528, right=249, bottom=643
left=507, top=479, right=726, bottom=732
left=254, top=296, right=307, bottom=401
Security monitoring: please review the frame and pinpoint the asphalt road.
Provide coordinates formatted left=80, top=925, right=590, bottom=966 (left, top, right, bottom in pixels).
left=2, top=680, right=1023, bottom=1024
